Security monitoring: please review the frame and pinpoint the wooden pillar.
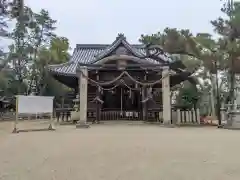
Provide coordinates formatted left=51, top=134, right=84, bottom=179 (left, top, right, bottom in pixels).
left=61, top=97, right=64, bottom=108
left=162, top=66, right=171, bottom=125
left=96, top=72, right=101, bottom=123
left=76, top=66, right=90, bottom=128
left=142, top=73, right=148, bottom=121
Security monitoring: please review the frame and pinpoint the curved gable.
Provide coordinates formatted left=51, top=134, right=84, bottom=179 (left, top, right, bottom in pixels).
left=91, top=33, right=145, bottom=64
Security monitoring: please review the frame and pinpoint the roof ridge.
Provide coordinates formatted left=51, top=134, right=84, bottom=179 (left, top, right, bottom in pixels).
left=76, top=44, right=109, bottom=49
left=94, top=36, right=123, bottom=59
left=76, top=44, right=145, bottom=51
left=91, top=34, right=145, bottom=63
left=48, top=61, right=74, bottom=68
left=76, top=44, right=144, bottom=47
left=121, top=40, right=144, bottom=57
left=132, top=44, right=145, bottom=48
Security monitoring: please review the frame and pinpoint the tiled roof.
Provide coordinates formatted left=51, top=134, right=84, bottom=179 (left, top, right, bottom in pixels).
left=92, top=34, right=144, bottom=62
left=48, top=61, right=77, bottom=76
left=48, top=34, right=174, bottom=76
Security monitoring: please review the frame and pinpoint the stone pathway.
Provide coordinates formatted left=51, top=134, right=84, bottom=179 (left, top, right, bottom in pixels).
left=0, top=122, right=240, bottom=180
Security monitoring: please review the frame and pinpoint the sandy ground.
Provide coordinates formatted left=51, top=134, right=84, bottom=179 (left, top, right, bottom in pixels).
left=1, top=121, right=240, bottom=180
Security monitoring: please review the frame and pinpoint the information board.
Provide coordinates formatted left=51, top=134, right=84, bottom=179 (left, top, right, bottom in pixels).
left=17, top=95, right=54, bottom=114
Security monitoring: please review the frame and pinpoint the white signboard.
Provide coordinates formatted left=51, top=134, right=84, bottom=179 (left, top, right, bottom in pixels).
left=17, top=95, right=54, bottom=114
left=236, top=92, right=240, bottom=105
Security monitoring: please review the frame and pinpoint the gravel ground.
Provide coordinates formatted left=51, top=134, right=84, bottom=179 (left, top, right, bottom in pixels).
left=1, top=121, right=240, bottom=180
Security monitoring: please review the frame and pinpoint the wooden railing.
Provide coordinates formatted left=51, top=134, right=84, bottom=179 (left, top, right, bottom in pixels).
left=53, top=107, right=201, bottom=125
left=101, top=111, right=142, bottom=121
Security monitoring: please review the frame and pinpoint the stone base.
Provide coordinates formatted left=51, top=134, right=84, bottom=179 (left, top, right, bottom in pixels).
left=223, top=125, right=240, bottom=130
left=76, top=123, right=90, bottom=128
left=12, top=127, right=19, bottom=133
left=162, top=123, right=176, bottom=128
left=223, top=124, right=240, bottom=130
left=163, top=120, right=172, bottom=126
left=48, top=124, right=56, bottom=131
left=71, top=111, right=79, bottom=122
left=224, top=111, right=240, bottom=130
left=217, top=124, right=224, bottom=129
left=92, top=121, right=103, bottom=124
left=13, top=127, right=56, bottom=133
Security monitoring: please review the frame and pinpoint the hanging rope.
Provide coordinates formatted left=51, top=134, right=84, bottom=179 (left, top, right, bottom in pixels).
left=119, top=79, right=140, bottom=91
left=99, top=83, right=120, bottom=91
left=79, top=70, right=171, bottom=87
left=85, top=71, right=125, bottom=86
left=141, top=93, right=158, bottom=104
left=123, top=71, right=166, bottom=86
left=98, top=79, right=140, bottom=92
left=79, top=69, right=170, bottom=105
left=91, top=96, right=104, bottom=104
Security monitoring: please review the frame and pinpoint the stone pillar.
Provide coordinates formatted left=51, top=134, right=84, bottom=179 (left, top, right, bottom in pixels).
left=162, top=66, right=171, bottom=125
left=177, top=109, right=181, bottom=125
left=189, top=110, right=192, bottom=123
left=186, top=111, right=189, bottom=123
left=220, top=103, right=226, bottom=125
left=181, top=111, right=185, bottom=123
left=76, top=66, right=90, bottom=128
left=192, top=109, right=196, bottom=123
left=196, top=108, right=200, bottom=124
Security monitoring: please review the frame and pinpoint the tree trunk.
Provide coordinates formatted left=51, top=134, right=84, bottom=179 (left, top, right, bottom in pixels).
left=209, top=72, right=216, bottom=117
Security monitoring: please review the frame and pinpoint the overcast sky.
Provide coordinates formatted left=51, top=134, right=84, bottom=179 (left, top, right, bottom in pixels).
left=23, top=0, right=223, bottom=48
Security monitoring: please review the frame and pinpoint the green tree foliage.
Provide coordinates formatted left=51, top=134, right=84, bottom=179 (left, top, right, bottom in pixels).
left=26, top=9, right=57, bottom=94
left=140, top=28, right=203, bottom=108
left=0, top=0, right=12, bottom=70
left=0, top=4, right=71, bottom=97
left=211, top=1, right=240, bottom=105
left=0, top=0, right=11, bottom=35
left=140, top=28, right=200, bottom=58
left=33, top=36, right=70, bottom=96
left=176, top=82, right=201, bottom=109
left=139, top=4, right=240, bottom=116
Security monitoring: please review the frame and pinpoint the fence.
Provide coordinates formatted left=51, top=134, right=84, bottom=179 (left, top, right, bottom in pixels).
left=0, top=108, right=201, bottom=126
left=171, top=109, right=200, bottom=125
left=0, top=112, right=53, bottom=121
left=220, top=104, right=231, bottom=125
left=0, top=111, right=15, bottom=120
left=54, top=107, right=201, bottom=124
left=97, top=108, right=201, bottom=125
left=101, top=111, right=142, bottom=121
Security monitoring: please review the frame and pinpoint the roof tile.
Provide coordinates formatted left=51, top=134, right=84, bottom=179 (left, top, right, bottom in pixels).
left=48, top=34, right=174, bottom=76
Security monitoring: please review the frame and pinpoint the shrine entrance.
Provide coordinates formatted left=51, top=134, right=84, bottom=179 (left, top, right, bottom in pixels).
left=84, top=66, right=169, bottom=123
left=101, top=85, right=142, bottom=121
left=102, top=86, right=141, bottom=111
left=48, top=33, right=195, bottom=127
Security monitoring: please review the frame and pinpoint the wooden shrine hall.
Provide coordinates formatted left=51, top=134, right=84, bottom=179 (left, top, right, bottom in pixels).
left=48, top=33, right=196, bottom=127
